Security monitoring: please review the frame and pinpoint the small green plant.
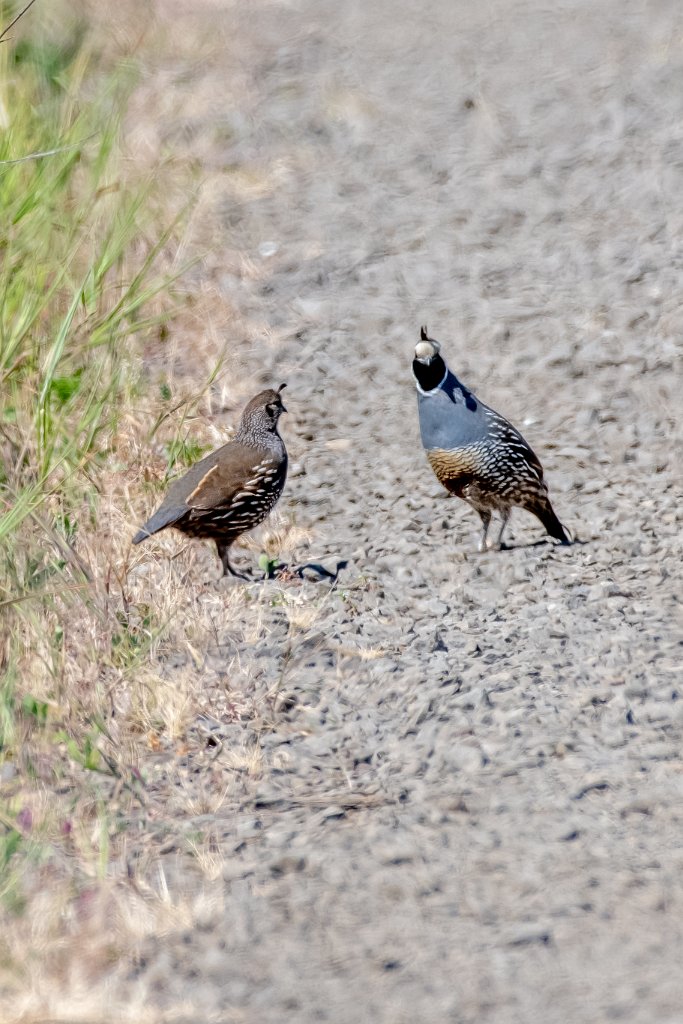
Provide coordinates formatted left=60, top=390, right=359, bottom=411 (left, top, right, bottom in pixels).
left=110, top=607, right=156, bottom=670
left=258, top=553, right=281, bottom=579
left=21, top=695, right=49, bottom=726
left=0, top=828, right=23, bottom=872
left=0, top=827, right=25, bottom=913
left=164, top=436, right=209, bottom=474
left=54, top=730, right=102, bottom=772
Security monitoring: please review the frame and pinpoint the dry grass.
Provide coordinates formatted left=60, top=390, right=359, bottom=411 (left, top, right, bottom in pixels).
left=0, top=4, right=326, bottom=1018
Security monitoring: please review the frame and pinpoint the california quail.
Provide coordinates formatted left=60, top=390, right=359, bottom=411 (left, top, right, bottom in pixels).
left=413, top=328, right=570, bottom=551
left=133, top=385, right=288, bottom=578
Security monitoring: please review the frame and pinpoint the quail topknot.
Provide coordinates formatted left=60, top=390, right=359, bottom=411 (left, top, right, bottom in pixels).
left=413, top=328, right=570, bottom=551
left=133, top=385, right=288, bottom=578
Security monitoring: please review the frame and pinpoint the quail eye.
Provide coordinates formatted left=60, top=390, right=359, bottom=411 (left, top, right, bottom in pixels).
left=266, top=403, right=278, bottom=416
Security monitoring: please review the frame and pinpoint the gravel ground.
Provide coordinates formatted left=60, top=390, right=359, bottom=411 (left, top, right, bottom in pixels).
left=126, top=1, right=682, bottom=1020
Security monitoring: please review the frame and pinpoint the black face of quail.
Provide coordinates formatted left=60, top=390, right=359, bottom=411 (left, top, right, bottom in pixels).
left=413, top=327, right=448, bottom=392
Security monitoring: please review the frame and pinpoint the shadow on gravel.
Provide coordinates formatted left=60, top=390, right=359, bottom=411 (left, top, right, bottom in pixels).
left=498, top=536, right=587, bottom=551
left=265, top=559, right=349, bottom=583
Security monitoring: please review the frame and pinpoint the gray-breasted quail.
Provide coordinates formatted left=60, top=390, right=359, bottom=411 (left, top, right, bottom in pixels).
left=413, top=328, right=570, bottom=551
left=133, top=385, right=288, bottom=578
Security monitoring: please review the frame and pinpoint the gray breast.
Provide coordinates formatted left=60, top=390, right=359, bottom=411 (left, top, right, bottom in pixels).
left=417, top=374, right=490, bottom=451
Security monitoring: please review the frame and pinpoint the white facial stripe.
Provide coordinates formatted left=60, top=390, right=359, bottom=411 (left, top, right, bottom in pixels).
left=415, top=365, right=448, bottom=396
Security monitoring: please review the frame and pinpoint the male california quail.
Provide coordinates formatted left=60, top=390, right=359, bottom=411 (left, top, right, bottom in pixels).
left=133, top=385, right=288, bottom=578
left=413, top=328, right=570, bottom=551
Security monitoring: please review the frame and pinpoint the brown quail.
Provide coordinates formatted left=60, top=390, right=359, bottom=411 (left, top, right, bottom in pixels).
left=133, top=385, right=288, bottom=578
left=413, top=328, right=570, bottom=551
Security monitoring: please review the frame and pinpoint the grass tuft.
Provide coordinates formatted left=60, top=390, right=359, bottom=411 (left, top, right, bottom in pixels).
left=0, top=11, right=189, bottom=926
left=0, top=8, right=315, bottom=1015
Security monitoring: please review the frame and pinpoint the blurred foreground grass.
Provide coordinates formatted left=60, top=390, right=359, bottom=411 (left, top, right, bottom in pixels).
left=0, top=8, right=309, bottom=1012
left=0, top=10, right=186, bottom=914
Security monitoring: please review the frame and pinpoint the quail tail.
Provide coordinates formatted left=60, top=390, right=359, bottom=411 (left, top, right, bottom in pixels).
left=528, top=498, right=571, bottom=545
left=132, top=505, right=186, bottom=545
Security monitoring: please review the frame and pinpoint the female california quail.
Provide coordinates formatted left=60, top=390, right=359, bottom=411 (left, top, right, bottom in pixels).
left=133, top=385, right=288, bottom=578
left=413, top=329, right=570, bottom=551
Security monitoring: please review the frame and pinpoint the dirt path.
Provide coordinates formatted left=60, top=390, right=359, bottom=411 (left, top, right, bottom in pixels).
left=119, top=1, right=682, bottom=1020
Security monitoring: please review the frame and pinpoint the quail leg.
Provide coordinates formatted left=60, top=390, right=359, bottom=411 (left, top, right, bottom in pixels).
left=495, top=510, right=510, bottom=549
left=216, top=541, right=251, bottom=581
left=477, top=510, right=492, bottom=553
